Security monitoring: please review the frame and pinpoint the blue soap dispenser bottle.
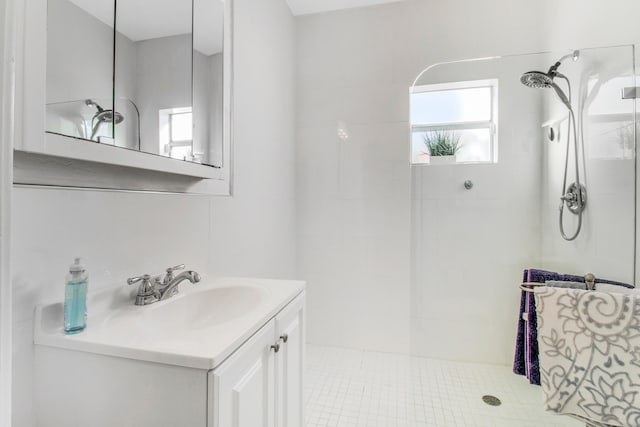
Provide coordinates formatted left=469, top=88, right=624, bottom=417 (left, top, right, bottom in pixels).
left=64, top=258, right=88, bottom=335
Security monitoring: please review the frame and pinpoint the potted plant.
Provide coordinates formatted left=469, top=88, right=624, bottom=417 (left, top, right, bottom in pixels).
left=423, top=130, right=461, bottom=164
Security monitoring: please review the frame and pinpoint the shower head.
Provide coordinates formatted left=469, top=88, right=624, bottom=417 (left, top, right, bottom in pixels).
left=89, top=107, right=124, bottom=141
left=86, top=98, right=124, bottom=124
left=520, top=50, right=579, bottom=110
left=520, top=71, right=554, bottom=89
left=94, top=110, right=124, bottom=124
left=520, top=71, right=571, bottom=110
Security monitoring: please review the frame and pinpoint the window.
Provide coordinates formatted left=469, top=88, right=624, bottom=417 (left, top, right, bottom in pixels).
left=159, top=107, right=193, bottom=161
left=410, top=79, right=498, bottom=164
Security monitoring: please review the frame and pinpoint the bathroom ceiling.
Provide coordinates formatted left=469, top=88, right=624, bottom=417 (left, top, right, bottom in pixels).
left=65, top=0, right=404, bottom=52
left=286, top=0, right=405, bottom=16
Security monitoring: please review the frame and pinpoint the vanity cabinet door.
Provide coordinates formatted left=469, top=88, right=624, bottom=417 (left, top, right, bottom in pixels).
left=210, top=320, right=277, bottom=427
left=275, top=292, right=305, bottom=427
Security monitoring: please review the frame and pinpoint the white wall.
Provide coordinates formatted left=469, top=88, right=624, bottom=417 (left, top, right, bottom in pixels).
left=0, top=0, right=13, bottom=424
left=296, top=0, right=545, bottom=356
left=11, top=1, right=296, bottom=426
left=539, top=0, right=640, bottom=51
left=296, top=0, right=640, bottom=364
left=46, top=0, right=112, bottom=104
left=209, top=0, right=297, bottom=280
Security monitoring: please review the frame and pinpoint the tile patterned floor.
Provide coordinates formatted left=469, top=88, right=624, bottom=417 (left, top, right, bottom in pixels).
left=305, top=345, right=581, bottom=427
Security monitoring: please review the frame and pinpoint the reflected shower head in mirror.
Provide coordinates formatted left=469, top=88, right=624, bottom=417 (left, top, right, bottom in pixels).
left=85, top=98, right=123, bottom=123
left=95, top=110, right=124, bottom=125
left=85, top=98, right=104, bottom=113
left=86, top=99, right=125, bottom=140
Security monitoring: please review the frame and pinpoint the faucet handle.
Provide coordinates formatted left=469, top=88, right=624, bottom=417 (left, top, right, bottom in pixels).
left=127, top=274, right=150, bottom=286
left=127, top=274, right=156, bottom=296
left=166, top=264, right=185, bottom=274
left=127, top=274, right=159, bottom=305
left=162, top=264, right=186, bottom=285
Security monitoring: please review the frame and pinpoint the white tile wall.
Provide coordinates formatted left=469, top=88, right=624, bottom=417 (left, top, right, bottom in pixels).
left=297, top=5, right=545, bottom=363
left=296, top=0, right=639, bottom=368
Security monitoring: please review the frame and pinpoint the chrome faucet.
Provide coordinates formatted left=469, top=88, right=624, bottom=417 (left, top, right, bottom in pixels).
left=158, top=269, right=201, bottom=301
left=127, top=264, right=201, bottom=306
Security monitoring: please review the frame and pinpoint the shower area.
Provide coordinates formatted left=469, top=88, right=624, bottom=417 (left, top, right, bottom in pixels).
left=303, top=44, right=637, bottom=426
left=409, top=45, right=636, bottom=367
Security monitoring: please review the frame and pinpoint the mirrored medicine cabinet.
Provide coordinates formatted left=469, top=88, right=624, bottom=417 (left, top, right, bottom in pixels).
left=15, top=0, right=233, bottom=194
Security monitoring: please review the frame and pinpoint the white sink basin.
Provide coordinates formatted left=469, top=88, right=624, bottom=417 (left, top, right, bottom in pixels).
left=35, top=277, right=305, bottom=369
left=145, top=286, right=266, bottom=332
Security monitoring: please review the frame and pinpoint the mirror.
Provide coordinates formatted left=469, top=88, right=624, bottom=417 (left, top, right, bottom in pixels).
left=46, top=0, right=115, bottom=144
left=45, top=0, right=225, bottom=168
left=193, top=0, right=225, bottom=167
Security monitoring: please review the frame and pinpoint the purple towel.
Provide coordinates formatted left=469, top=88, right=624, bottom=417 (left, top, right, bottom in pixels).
left=513, top=269, right=541, bottom=385
left=513, top=268, right=633, bottom=386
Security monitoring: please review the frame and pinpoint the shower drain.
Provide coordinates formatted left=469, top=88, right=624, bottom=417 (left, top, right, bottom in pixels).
left=482, top=395, right=502, bottom=406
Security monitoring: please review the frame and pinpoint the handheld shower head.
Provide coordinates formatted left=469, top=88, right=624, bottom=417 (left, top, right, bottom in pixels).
left=86, top=100, right=125, bottom=140
left=95, top=110, right=124, bottom=124
left=520, top=71, right=554, bottom=89
left=520, top=70, right=571, bottom=110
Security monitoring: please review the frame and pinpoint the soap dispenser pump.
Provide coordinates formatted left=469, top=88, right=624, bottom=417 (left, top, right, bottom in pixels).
left=64, top=258, right=88, bottom=334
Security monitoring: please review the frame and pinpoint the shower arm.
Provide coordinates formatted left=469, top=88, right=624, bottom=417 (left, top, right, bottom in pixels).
left=548, top=50, right=580, bottom=76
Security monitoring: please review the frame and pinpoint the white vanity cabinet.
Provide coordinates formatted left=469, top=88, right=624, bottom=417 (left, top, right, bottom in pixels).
left=275, top=293, right=305, bottom=427
left=211, top=293, right=304, bottom=427
left=211, top=320, right=277, bottom=427
left=34, top=281, right=305, bottom=427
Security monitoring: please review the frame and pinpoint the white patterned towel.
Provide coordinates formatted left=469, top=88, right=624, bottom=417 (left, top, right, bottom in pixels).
left=535, top=287, right=640, bottom=427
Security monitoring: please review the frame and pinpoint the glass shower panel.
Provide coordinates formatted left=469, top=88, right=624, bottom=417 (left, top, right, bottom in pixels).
left=539, top=45, right=636, bottom=279
left=409, top=46, right=636, bottom=373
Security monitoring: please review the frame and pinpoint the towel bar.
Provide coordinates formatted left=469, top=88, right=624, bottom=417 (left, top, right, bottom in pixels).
left=519, top=282, right=546, bottom=293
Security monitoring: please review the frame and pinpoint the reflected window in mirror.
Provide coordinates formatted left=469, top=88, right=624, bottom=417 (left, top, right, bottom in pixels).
left=159, top=107, right=195, bottom=162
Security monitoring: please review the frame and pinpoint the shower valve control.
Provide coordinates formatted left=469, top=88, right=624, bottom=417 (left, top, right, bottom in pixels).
left=561, top=182, right=587, bottom=215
